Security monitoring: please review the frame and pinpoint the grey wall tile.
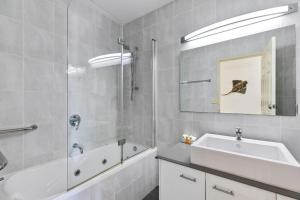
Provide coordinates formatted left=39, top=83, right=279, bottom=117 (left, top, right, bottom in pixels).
left=68, top=41, right=92, bottom=66
left=156, top=21, right=175, bottom=47
left=53, top=63, right=67, bottom=93
left=192, top=0, right=216, bottom=30
left=24, top=0, right=54, bottom=32
left=124, top=17, right=143, bottom=37
left=173, top=11, right=194, bottom=39
left=0, top=15, right=22, bottom=55
left=143, top=10, right=157, bottom=28
left=24, top=24, right=54, bottom=62
left=173, top=0, right=193, bottom=16
left=24, top=57, right=53, bottom=91
left=157, top=2, right=174, bottom=23
left=68, top=12, right=94, bottom=46
left=23, top=123, right=54, bottom=168
left=68, top=0, right=94, bottom=21
left=54, top=35, right=67, bottom=64
left=24, top=91, right=53, bottom=124
left=0, top=0, right=23, bottom=20
left=0, top=91, right=23, bottom=128
left=55, top=1, right=68, bottom=37
left=0, top=53, right=23, bottom=91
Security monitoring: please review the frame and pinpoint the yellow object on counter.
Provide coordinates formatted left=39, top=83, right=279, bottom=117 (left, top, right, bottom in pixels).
left=182, top=134, right=196, bottom=145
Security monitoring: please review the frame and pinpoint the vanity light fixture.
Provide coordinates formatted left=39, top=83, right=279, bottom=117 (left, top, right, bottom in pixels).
left=88, top=52, right=132, bottom=68
left=181, top=3, right=298, bottom=43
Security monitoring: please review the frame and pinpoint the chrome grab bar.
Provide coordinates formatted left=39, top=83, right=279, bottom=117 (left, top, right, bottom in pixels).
left=0, top=124, right=38, bottom=134
left=212, top=185, right=234, bottom=196
left=179, top=174, right=197, bottom=182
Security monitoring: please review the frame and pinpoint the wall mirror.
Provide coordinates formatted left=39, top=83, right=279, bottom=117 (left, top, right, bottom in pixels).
left=179, top=25, right=296, bottom=116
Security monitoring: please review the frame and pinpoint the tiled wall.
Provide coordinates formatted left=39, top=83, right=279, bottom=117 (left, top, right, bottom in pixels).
left=123, top=0, right=300, bottom=161
left=0, top=0, right=69, bottom=176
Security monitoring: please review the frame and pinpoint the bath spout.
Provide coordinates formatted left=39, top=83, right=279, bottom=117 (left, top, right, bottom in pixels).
left=72, top=143, right=84, bottom=154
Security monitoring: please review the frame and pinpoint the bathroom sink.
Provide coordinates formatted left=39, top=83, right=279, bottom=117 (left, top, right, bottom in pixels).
left=191, top=133, right=300, bottom=192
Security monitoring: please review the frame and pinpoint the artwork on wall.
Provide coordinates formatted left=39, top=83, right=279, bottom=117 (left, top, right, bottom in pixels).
left=222, top=80, right=248, bottom=96
left=219, top=55, right=262, bottom=115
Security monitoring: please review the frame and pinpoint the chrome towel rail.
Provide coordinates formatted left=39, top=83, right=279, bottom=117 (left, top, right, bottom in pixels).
left=0, top=124, right=38, bottom=134
left=180, top=79, right=211, bottom=84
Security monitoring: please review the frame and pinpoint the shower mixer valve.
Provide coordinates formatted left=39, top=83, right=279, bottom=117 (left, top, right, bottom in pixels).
left=69, top=114, right=81, bottom=130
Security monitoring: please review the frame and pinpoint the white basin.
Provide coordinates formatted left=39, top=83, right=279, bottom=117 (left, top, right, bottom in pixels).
left=191, top=133, right=300, bottom=192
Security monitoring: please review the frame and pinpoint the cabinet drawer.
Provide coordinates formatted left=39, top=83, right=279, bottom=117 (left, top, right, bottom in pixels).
left=159, top=160, right=205, bottom=200
left=206, top=174, right=276, bottom=200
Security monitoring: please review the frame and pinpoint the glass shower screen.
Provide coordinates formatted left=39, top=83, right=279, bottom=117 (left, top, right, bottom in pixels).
left=67, top=0, right=155, bottom=188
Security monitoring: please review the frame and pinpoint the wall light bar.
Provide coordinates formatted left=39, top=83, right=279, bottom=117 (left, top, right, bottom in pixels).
left=88, top=52, right=132, bottom=68
left=181, top=3, right=297, bottom=43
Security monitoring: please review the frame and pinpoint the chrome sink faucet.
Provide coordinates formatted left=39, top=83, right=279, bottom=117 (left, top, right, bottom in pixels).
left=72, top=143, right=83, bottom=154
left=0, top=151, right=8, bottom=171
left=235, top=127, right=242, bottom=140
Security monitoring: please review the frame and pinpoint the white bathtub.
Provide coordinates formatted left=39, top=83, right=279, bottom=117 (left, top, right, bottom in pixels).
left=0, top=159, right=67, bottom=200
left=0, top=142, right=149, bottom=200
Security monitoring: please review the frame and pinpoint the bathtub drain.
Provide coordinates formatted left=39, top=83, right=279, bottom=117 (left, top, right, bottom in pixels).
left=74, top=169, right=81, bottom=176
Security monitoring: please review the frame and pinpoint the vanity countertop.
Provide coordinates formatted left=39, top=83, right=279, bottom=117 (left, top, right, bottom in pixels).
left=157, top=143, right=192, bottom=166
left=156, top=143, right=300, bottom=199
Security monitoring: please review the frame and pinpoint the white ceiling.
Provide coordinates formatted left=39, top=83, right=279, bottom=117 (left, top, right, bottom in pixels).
left=92, top=0, right=174, bottom=24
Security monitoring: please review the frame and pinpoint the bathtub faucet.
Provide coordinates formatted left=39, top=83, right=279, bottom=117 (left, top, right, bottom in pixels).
left=0, top=151, right=8, bottom=171
left=72, top=143, right=84, bottom=154
left=69, top=114, right=81, bottom=131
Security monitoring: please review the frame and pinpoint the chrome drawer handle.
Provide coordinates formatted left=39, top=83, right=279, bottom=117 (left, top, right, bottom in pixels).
left=179, top=174, right=196, bottom=182
left=213, top=185, right=234, bottom=196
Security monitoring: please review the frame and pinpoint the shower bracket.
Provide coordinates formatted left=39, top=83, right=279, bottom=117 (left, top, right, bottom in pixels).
left=118, top=138, right=126, bottom=146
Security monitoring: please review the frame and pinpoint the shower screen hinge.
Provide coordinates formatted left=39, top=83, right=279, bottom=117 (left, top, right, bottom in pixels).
left=118, top=139, right=126, bottom=146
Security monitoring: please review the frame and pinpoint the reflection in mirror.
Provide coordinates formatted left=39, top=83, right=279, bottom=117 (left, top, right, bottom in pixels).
left=180, top=25, right=296, bottom=116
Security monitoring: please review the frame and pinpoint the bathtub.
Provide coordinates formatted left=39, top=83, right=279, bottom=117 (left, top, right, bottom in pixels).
left=0, top=142, right=150, bottom=200
left=0, top=159, right=67, bottom=200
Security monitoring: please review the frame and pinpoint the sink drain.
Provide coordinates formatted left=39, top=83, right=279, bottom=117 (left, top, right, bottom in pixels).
left=102, top=159, right=107, bottom=165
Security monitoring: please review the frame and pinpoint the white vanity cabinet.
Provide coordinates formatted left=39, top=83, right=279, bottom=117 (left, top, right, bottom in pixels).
left=277, top=195, right=297, bottom=200
left=159, top=160, right=205, bottom=200
left=159, top=160, right=298, bottom=200
left=206, top=174, right=276, bottom=200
